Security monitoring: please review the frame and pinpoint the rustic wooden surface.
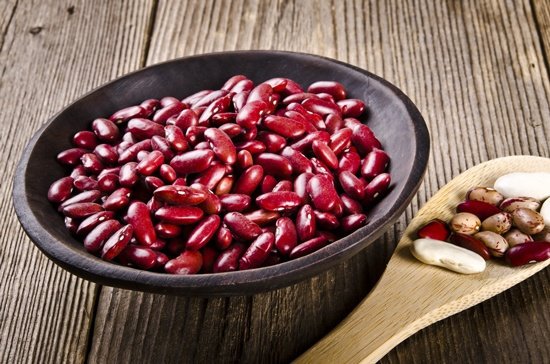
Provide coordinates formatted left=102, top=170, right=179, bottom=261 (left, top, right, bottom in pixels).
left=1, top=0, right=549, bottom=363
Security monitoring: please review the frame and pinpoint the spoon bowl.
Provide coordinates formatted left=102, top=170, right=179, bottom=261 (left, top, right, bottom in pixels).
left=297, top=155, right=550, bottom=363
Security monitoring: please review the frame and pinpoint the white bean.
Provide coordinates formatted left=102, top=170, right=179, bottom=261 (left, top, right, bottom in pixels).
left=494, top=172, right=550, bottom=201
left=410, top=238, right=486, bottom=274
left=540, top=198, right=550, bottom=226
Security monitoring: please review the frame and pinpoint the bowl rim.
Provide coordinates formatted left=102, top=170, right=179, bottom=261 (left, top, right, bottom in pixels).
left=12, top=50, right=430, bottom=296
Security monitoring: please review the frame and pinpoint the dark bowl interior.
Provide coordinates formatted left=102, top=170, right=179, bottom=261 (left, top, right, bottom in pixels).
left=13, top=51, right=429, bottom=296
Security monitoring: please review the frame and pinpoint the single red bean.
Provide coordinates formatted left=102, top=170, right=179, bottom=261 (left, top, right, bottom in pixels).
left=97, top=166, right=121, bottom=179
left=234, top=140, right=266, bottom=155
left=255, top=153, right=293, bottom=179
left=190, top=89, right=228, bottom=108
left=154, top=251, right=170, bottom=269
left=117, top=245, right=157, bottom=270
left=70, top=165, right=87, bottom=179
left=233, top=165, right=263, bottom=195
left=155, top=222, right=182, bottom=239
left=338, top=150, right=361, bottom=174
left=261, top=78, right=288, bottom=92
left=199, top=94, right=232, bottom=125
left=201, top=246, right=218, bottom=273
left=84, top=219, right=122, bottom=253
left=340, top=194, right=364, bottom=214
left=281, top=147, right=313, bottom=174
left=232, top=91, right=250, bottom=112
left=331, top=195, right=345, bottom=217
left=213, top=243, right=246, bottom=273
left=302, top=97, right=341, bottom=116
left=274, top=217, right=298, bottom=255
left=125, top=201, right=156, bottom=246
left=277, top=78, right=303, bottom=95
left=186, top=215, right=221, bottom=250
left=78, top=154, right=101, bottom=174
left=92, top=118, right=119, bottom=142
left=505, top=241, right=550, bottom=266
left=182, top=90, right=212, bottom=106
left=296, top=204, right=316, bottom=241
left=164, top=125, right=188, bottom=152
left=282, top=92, right=319, bottom=105
left=218, top=123, right=242, bottom=139
left=147, top=238, right=167, bottom=252
left=59, top=190, right=101, bottom=210
left=239, top=232, right=275, bottom=270
left=168, top=109, right=199, bottom=131
left=155, top=206, right=204, bottom=225
left=284, top=111, right=317, bottom=133
left=62, top=202, right=103, bottom=219
left=223, top=212, right=262, bottom=241
left=73, top=131, right=98, bottom=149
left=165, top=250, right=203, bottom=274
left=244, top=210, right=281, bottom=226
left=220, top=194, right=252, bottom=212
left=193, top=141, right=210, bottom=150
left=102, top=224, right=134, bottom=260
left=456, top=200, right=502, bottom=221
left=154, top=185, right=207, bottom=205
left=449, top=233, right=491, bottom=260
left=312, top=140, right=338, bottom=170
left=153, top=102, right=185, bottom=124
left=103, top=187, right=132, bottom=211
left=94, top=144, right=118, bottom=164
left=204, top=128, right=237, bottom=164
left=147, top=196, right=163, bottom=214
left=361, top=148, right=390, bottom=180
left=144, top=176, right=164, bottom=193
left=150, top=136, right=175, bottom=161
left=48, top=176, right=74, bottom=203
left=294, top=172, right=314, bottom=203
left=256, top=131, right=286, bottom=153
left=260, top=175, right=278, bottom=194
left=160, top=96, right=181, bottom=107
left=247, top=84, right=273, bottom=104
left=256, top=191, right=302, bottom=212
left=329, top=128, right=353, bottom=156
left=338, top=170, right=365, bottom=200
left=341, top=213, right=368, bottom=232
left=262, top=115, right=305, bottom=138
left=307, top=174, right=339, bottom=212
left=136, top=150, right=164, bottom=176
left=351, top=124, right=382, bottom=156
left=363, top=173, right=391, bottom=204
left=118, top=139, right=152, bottom=164
left=236, top=100, right=269, bottom=129
left=307, top=81, right=346, bottom=100
left=216, top=226, right=233, bottom=250
left=337, top=99, right=366, bottom=118
left=190, top=163, right=224, bottom=190
left=290, top=131, right=330, bottom=153
left=215, top=176, right=234, bottom=196
left=239, top=126, right=258, bottom=141
left=117, top=162, right=138, bottom=187
left=222, top=75, right=248, bottom=90
left=199, top=189, right=222, bottom=215
left=170, top=149, right=215, bottom=175
left=57, top=148, right=88, bottom=166
left=127, top=118, right=165, bottom=140
left=158, top=164, right=176, bottom=184
left=289, top=236, right=328, bottom=259
left=314, top=210, right=340, bottom=229
left=76, top=211, right=115, bottom=237
left=272, top=180, right=293, bottom=192
left=136, top=150, right=150, bottom=162
left=236, top=150, right=253, bottom=169
left=109, top=105, right=147, bottom=123
left=325, top=114, right=344, bottom=134
left=211, top=112, right=237, bottom=126
left=315, top=93, right=335, bottom=103
left=140, top=99, right=160, bottom=117
left=311, top=157, right=332, bottom=175
left=74, top=175, right=98, bottom=191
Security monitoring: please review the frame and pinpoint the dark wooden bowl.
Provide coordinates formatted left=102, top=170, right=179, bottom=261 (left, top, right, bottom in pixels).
left=12, top=51, right=429, bottom=296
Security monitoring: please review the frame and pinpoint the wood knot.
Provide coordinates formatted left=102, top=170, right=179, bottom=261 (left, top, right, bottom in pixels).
left=29, top=26, right=42, bottom=35
left=67, top=6, right=75, bottom=15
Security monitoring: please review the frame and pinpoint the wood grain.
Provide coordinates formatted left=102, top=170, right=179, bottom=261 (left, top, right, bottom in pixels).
left=0, top=1, right=154, bottom=363
left=86, top=0, right=550, bottom=363
left=533, top=0, right=550, bottom=70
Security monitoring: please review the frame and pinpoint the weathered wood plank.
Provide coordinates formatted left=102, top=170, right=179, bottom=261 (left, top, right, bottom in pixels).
left=0, top=1, right=154, bottom=363
left=533, top=0, right=550, bottom=71
left=87, top=0, right=550, bottom=363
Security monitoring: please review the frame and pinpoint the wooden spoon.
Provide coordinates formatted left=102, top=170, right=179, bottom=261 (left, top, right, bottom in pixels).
left=296, top=156, right=550, bottom=363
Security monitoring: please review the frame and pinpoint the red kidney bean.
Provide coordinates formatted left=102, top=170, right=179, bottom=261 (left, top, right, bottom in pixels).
left=255, top=153, right=293, bottom=179
left=92, top=118, right=120, bottom=142
left=232, top=165, right=263, bottom=195
left=338, top=150, right=361, bottom=174
left=331, top=195, right=345, bottom=217
left=262, top=115, right=305, bottom=138
left=109, top=105, right=147, bottom=123
left=294, top=172, right=314, bottom=204
left=74, top=175, right=98, bottom=191
left=220, top=194, right=252, bottom=212
left=57, top=148, right=87, bottom=166
left=262, top=78, right=288, bottom=93
left=289, top=236, right=328, bottom=259
left=193, top=89, right=229, bottom=108
left=98, top=174, right=119, bottom=193
left=337, top=99, right=366, bottom=118
left=94, top=144, right=118, bottom=164
left=290, top=131, right=330, bottom=153
left=98, top=166, right=121, bottom=179
left=155, top=206, right=204, bottom=225
left=70, top=165, right=87, bottom=179
left=278, top=147, right=311, bottom=175
left=198, top=94, right=232, bottom=125
left=278, top=78, right=303, bottom=95
left=363, top=173, right=391, bottom=204
left=153, top=102, right=185, bottom=124
left=168, top=109, right=199, bottom=131
left=216, top=226, right=233, bottom=250
left=78, top=154, right=101, bottom=174
left=193, top=141, right=210, bottom=150
left=282, top=92, right=319, bottom=105
left=341, top=213, right=368, bottom=232
left=218, top=123, right=242, bottom=139
left=325, top=113, right=344, bottom=134
left=449, top=233, right=491, bottom=260
left=338, top=171, right=365, bottom=200
left=84, top=219, right=122, bottom=253
left=288, top=103, right=326, bottom=130
left=223, top=212, right=262, bottom=241
left=244, top=210, right=281, bottom=226
left=204, top=128, right=237, bottom=165
left=315, top=93, right=335, bottom=103
left=361, top=148, right=390, bottom=180
left=59, top=190, right=101, bottom=210
left=240, top=126, right=258, bottom=141
left=101, top=224, right=134, bottom=260
left=136, top=150, right=150, bottom=162
left=222, top=75, right=248, bottom=90
left=296, top=204, right=316, bottom=241
left=329, top=128, right=353, bottom=156
left=186, top=215, right=221, bottom=250
left=148, top=238, right=167, bottom=251
left=312, top=140, right=338, bottom=170
left=154, top=251, right=169, bottom=269
left=118, top=139, right=152, bottom=164
left=164, top=125, right=188, bottom=152
left=239, top=232, right=275, bottom=270
left=311, top=158, right=332, bottom=175
left=274, top=217, right=298, bottom=255
left=103, top=187, right=131, bottom=211
left=505, top=241, right=550, bottom=266
left=302, top=97, right=341, bottom=117
left=182, top=90, right=212, bottom=106
left=118, top=245, right=157, bottom=270
left=147, top=196, right=163, bottom=214
left=143, top=176, right=163, bottom=193
left=165, top=250, right=203, bottom=274
left=136, top=150, right=164, bottom=176
left=199, top=189, right=222, bottom=215
left=235, top=140, right=266, bottom=155
left=308, top=174, right=339, bottom=212
left=213, top=243, right=245, bottom=273
left=122, top=131, right=138, bottom=144
left=308, top=81, right=346, bottom=101
left=125, top=201, right=156, bottom=246
left=313, top=210, right=340, bottom=229
left=191, top=163, right=225, bottom=190
left=155, top=222, right=182, bottom=239
left=284, top=111, right=317, bottom=133
left=232, top=91, right=249, bottom=112
left=256, top=131, right=286, bottom=153
left=351, top=124, right=382, bottom=156
left=73, top=131, right=98, bottom=149
left=214, top=176, right=233, bottom=196
left=340, top=194, right=364, bottom=214
left=156, top=164, right=176, bottom=184
left=140, top=99, right=160, bottom=117
left=170, top=149, right=215, bottom=175
left=160, top=96, right=181, bottom=107
left=260, top=175, right=277, bottom=194
left=62, top=202, right=103, bottom=219
left=118, top=162, right=138, bottom=187
left=456, top=200, right=502, bottom=221
left=76, top=211, right=115, bottom=237
left=211, top=112, right=237, bottom=126
left=154, top=185, right=207, bottom=205
left=256, top=191, right=302, bottom=212
left=48, top=176, right=74, bottom=203
left=236, top=150, right=253, bottom=169
left=127, top=118, right=165, bottom=140
left=272, top=180, right=293, bottom=192
left=247, top=84, right=273, bottom=104
left=236, top=100, right=269, bottom=129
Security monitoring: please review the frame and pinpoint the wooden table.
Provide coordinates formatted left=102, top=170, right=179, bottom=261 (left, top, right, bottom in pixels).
left=1, top=1, right=549, bottom=363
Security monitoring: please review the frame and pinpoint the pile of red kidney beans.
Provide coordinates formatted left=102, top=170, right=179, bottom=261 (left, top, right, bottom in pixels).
left=47, top=75, right=391, bottom=274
